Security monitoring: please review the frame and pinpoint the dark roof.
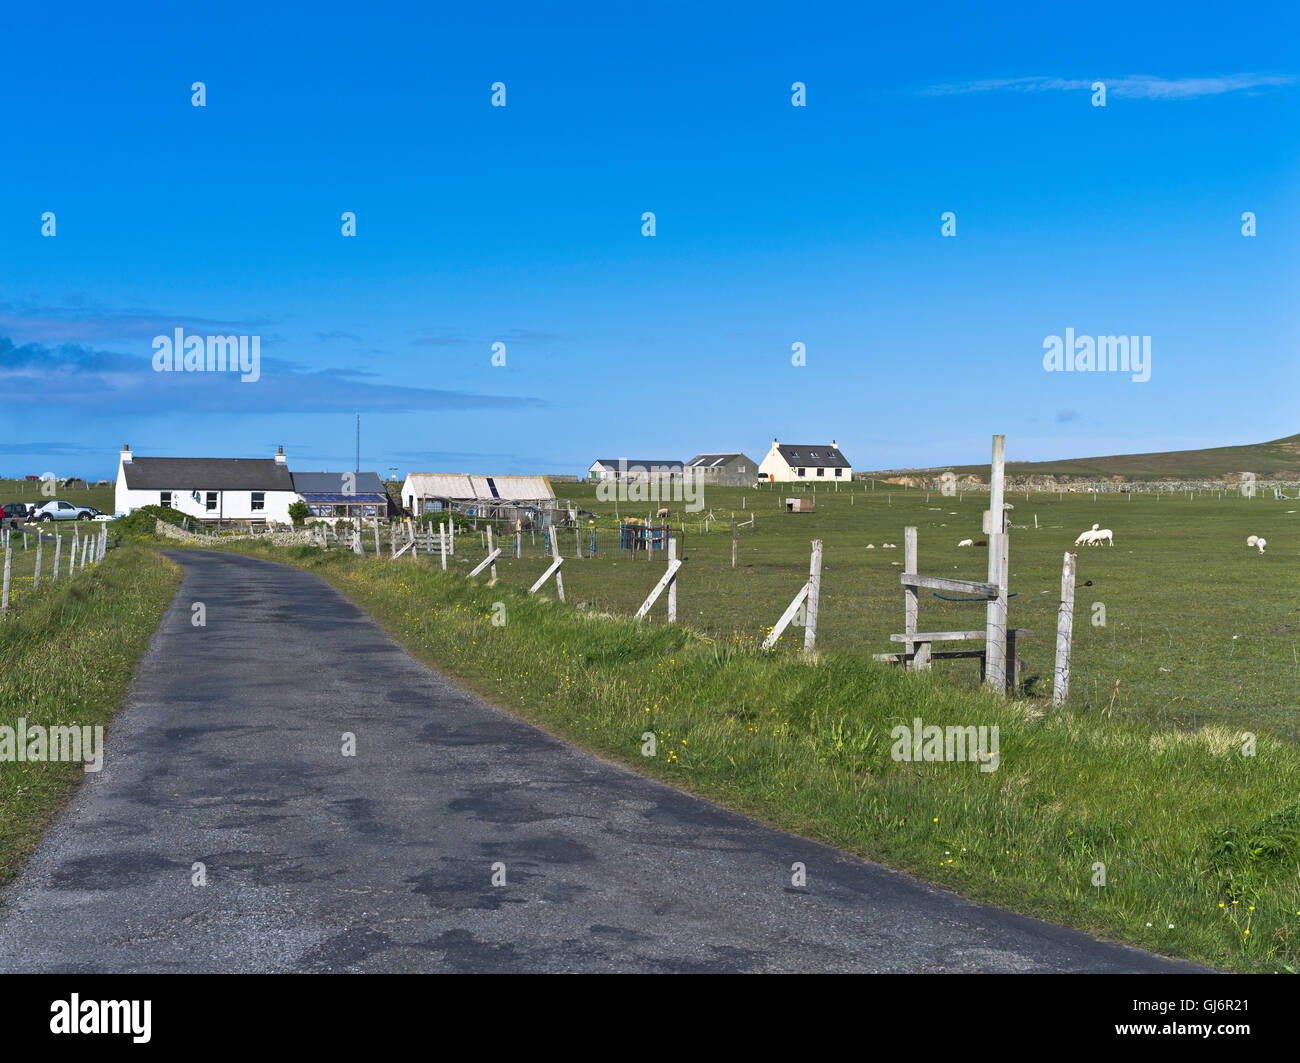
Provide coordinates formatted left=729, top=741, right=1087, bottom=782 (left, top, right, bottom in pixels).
left=291, top=471, right=386, bottom=495
left=591, top=459, right=683, bottom=470
left=686, top=453, right=754, bottom=467
left=121, top=458, right=294, bottom=491
left=776, top=444, right=851, bottom=469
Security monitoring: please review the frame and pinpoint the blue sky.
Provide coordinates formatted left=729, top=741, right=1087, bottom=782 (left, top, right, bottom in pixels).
left=2, top=1, right=1297, bottom=480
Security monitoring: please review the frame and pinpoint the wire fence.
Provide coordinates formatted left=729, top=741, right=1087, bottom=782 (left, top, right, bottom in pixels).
left=1072, top=620, right=1299, bottom=738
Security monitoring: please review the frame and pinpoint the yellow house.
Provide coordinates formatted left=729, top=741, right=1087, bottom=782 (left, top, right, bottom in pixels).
left=757, top=439, right=852, bottom=482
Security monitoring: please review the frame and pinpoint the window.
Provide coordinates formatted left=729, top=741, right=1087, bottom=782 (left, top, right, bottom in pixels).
left=737, top=466, right=745, bottom=473
left=205, top=492, right=218, bottom=511
left=797, top=467, right=806, bottom=477
left=817, top=467, right=825, bottom=476
left=160, top=492, right=172, bottom=508
left=834, top=468, right=843, bottom=477
left=251, top=492, right=265, bottom=511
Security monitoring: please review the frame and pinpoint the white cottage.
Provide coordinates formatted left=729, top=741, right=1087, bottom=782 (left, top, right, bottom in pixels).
left=757, top=439, right=853, bottom=483
left=114, top=444, right=299, bottom=524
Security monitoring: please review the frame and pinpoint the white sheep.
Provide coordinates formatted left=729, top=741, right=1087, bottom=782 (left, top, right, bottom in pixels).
left=865, top=543, right=875, bottom=549
left=957, top=539, right=974, bottom=547
left=1074, top=523, right=1100, bottom=546
left=882, top=542, right=897, bottom=549
left=1247, top=535, right=1259, bottom=546
left=1090, top=528, right=1114, bottom=547
left=1257, top=537, right=1267, bottom=554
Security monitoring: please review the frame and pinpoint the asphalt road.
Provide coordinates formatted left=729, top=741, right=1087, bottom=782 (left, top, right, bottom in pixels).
left=0, top=550, right=1206, bottom=972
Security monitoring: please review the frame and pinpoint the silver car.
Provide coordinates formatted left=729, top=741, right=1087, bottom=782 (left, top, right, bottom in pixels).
left=28, top=499, right=97, bottom=522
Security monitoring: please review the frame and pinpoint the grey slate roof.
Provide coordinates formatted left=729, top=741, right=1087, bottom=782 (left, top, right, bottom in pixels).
left=121, top=458, right=295, bottom=491
left=591, top=459, right=684, bottom=471
left=776, top=444, right=851, bottom=469
left=686, top=453, right=752, bottom=467
left=291, top=471, right=387, bottom=495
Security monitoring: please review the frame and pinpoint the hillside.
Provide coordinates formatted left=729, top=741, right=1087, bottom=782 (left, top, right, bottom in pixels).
left=863, top=434, right=1300, bottom=483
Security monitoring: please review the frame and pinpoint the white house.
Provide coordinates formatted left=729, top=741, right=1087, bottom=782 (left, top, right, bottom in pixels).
left=114, top=444, right=299, bottom=524
left=587, top=459, right=684, bottom=482
left=757, top=439, right=853, bottom=483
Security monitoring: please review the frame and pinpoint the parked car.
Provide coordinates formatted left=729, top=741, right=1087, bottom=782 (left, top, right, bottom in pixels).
left=27, top=499, right=97, bottom=522
left=1, top=502, right=30, bottom=526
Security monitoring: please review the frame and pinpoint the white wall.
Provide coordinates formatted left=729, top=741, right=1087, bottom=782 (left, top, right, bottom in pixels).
left=115, top=481, right=296, bottom=522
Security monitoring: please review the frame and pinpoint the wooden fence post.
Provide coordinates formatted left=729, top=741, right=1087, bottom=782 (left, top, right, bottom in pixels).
left=53, top=533, right=61, bottom=582
left=68, top=536, right=77, bottom=577
left=667, top=535, right=677, bottom=621
left=984, top=434, right=1008, bottom=695
left=1, top=546, right=10, bottom=617
left=1053, top=552, right=1077, bottom=707
left=803, top=539, right=822, bottom=651
left=903, top=526, right=919, bottom=670
left=487, top=526, right=497, bottom=580
left=731, top=517, right=737, bottom=569
left=549, top=526, right=563, bottom=600
left=439, top=523, right=447, bottom=570
left=33, top=536, right=42, bottom=591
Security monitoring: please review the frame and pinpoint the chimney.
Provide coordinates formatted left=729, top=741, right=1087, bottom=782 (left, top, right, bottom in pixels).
left=831, top=440, right=838, bottom=449
left=274, top=446, right=287, bottom=465
left=120, top=443, right=132, bottom=464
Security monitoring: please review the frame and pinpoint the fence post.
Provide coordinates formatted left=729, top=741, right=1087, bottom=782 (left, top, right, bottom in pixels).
left=440, top=523, right=447, bottom=570
left=1, top=546, right=10, bottom=618
left=487, top=526, right=497, bottom=580
left=731, top=517, right=737, bottom=569
left=667, top=535, right=677, bottom=621
left=984, top=434, right=1008, bottom=695
left=1053, top=552, right=1077, bottom=707
left=903, top=526, right=919, bottom=670
left=516, top=528, right=521, bottom=558
left=373, top=522, right=380, bottom=557
left=549, top=526, right=564, bottom=601
left=53, top=533, right=61, bottom=582
left=803, top=539, right=822, bottom=651
left=69, top=535, right=77, bottom=577
left=575, top=526, right=582, bottom=559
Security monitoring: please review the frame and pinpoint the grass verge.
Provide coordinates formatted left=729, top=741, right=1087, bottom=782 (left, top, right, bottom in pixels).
left=0, top=547, right=182, bottom=891
left=228, top=542, right=1300, bottom=971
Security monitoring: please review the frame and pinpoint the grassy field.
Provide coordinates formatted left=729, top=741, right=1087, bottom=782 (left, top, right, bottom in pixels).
left=867, top=432, right=1300, bottom=481
left=0, top=547, right=182, bottom=890
left=217, top=537, right=1300, bottom=972
left=398, top=481, right=1299, bottom=738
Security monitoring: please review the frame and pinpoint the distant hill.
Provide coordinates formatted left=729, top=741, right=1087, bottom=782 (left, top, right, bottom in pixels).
left=863, top=434, right=1300, bottom=483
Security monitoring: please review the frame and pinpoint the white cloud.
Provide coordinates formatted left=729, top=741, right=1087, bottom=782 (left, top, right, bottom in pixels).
left=923, top=73, right=1295, bottom=99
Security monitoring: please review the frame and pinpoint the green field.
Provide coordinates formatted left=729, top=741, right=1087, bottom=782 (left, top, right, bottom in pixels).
left=407, top=481, right=1299, bottom=738
left=868, top=432, right=1300, bottom=481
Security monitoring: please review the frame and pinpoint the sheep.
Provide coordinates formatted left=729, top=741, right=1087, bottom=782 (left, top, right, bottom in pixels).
left=1246, top=535, right=1259, bottom=547
left=882, top=542, right=897, bottom=549
left=1090, top=528, right=1114, bottom=547
left=865, top=544, right=875, bottom=549
left=1074, top=523, right=1100, bottom=546
left=957, top=539, right=974, bottom=547
left=1257, top=537, right=1267, bottom=554
left=656, top=508, right=670, bottom=519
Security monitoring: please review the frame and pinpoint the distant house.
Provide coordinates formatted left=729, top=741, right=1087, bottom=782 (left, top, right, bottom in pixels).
left=587, top=459, right=684, bottom=482
left=684, top=452, right=758, bottom=487
left=113, top=444, right=298, bottom=523
left=400, top=473, right=555, bottom=517
left=292, top=471, right=390, bottom=521
left=758, top=439, right=852, bottom=483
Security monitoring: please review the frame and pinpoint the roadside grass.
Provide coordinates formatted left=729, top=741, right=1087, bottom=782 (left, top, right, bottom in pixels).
left=0, top=548, right=182, bottom=891
left=223, top=540, right=1300, bottom=972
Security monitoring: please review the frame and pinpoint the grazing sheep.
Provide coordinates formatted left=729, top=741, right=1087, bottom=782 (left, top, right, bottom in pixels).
left=957, top=539, right=974, bottom=547
left=1257, top=537, right=1267, bottom=554
left=1074, top=523, right=1100, bottom=546
left=656, top=508, right=669, bottom=519
left=882, top=542, right=897, bottom=549
left=1246, top=535, right=1259, bottom=546
left=865, top=543, right=875, bottom=549
left=1090, top=528, right=1114, bottom=547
